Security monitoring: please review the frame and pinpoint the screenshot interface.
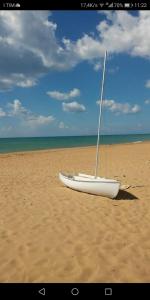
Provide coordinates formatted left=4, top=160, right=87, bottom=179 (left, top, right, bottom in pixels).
left=0, top=0, right=150, bottom=298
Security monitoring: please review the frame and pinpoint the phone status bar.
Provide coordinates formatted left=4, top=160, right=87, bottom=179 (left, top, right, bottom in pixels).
left=0, top=1, right=149, bottom=10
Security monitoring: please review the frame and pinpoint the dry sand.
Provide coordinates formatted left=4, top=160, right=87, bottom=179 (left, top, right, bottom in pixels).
left=0, top=141, right=150, bottom=283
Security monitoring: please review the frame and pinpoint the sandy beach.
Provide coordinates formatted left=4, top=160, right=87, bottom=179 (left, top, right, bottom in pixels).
left=0, top=141, right=150, bottom=283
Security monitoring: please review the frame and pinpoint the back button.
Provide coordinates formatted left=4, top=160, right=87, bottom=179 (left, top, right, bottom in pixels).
left=38, top=288, right=46, bottom=296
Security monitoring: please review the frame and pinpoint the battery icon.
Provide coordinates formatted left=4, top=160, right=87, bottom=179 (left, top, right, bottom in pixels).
left=124, top=3, right=130, bottom=7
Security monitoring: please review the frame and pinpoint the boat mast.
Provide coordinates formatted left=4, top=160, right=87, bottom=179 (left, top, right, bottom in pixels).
left=95, top=50, right=107, bottom=178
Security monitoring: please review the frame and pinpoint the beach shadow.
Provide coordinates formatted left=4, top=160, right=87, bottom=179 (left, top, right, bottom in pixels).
left=115, top=190, right=138, bottom=200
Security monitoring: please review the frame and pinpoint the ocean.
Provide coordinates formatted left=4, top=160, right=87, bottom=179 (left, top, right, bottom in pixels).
left=0, top=134, right=150, bottom=154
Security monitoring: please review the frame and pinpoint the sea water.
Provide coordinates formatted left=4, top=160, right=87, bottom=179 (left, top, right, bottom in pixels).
left=0, top=134, right=150, bottom=154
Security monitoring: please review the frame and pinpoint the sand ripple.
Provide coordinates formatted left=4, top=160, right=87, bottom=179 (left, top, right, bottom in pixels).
left=0, top=142, right=150, bottom=282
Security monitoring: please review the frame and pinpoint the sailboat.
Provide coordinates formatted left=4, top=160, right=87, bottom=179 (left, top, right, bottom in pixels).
left=59, top=51, right=120, bottom=199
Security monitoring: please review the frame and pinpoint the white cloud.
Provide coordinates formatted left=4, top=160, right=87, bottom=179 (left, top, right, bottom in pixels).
left=94, top=62, right=101, bottom=71
left=145, top=99, right=150, bottom=104
left=145, top=80, right=150, bottom=88
left=27, top=115, right=55, bottom=127
left=96, top=12, right=138, bottom=54
left=47, top=88, right=80, bottom=101
left=62, top=101, right=86, bottom=112
left=65, top=11, right=150, bottom=63
left=71, top=34, right=105, bottom=60
left=0, top=75, right=37, bottom=90
left=0, top=11, right=80, bottom=90
left=131, top=104, right=140, bottom=113
left=59, top=121, right=68, bottom=129
left=0, top=107, right=6, bottom=117
left=16, top=78, right=37, bottom=88
left=1, top=11, right=150, bottom=90
left=69, top=88, right=80, bottom=98
left=8, top=99, right=29, bottom=116
left=97, top=99, right=141, bottom=114
left=7, top=99, right=55, bottom=127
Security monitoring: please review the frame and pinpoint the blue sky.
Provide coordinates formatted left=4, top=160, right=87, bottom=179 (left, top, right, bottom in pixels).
left=0, top=10, right=150, bottom=137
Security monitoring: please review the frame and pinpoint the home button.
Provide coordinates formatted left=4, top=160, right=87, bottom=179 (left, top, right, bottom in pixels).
left=71, top=288, right=79, bottom=296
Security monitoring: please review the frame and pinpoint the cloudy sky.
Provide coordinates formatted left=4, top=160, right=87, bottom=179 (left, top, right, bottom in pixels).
left=0, top=10, right=150, bottom=137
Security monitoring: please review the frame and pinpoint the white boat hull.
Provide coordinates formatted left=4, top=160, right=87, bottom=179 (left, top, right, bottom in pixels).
left=59, top=172, right=120, bottom=199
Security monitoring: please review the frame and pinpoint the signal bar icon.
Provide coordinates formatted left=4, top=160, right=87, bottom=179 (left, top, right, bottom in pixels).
left=108, top=3, right=114, bottom=7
